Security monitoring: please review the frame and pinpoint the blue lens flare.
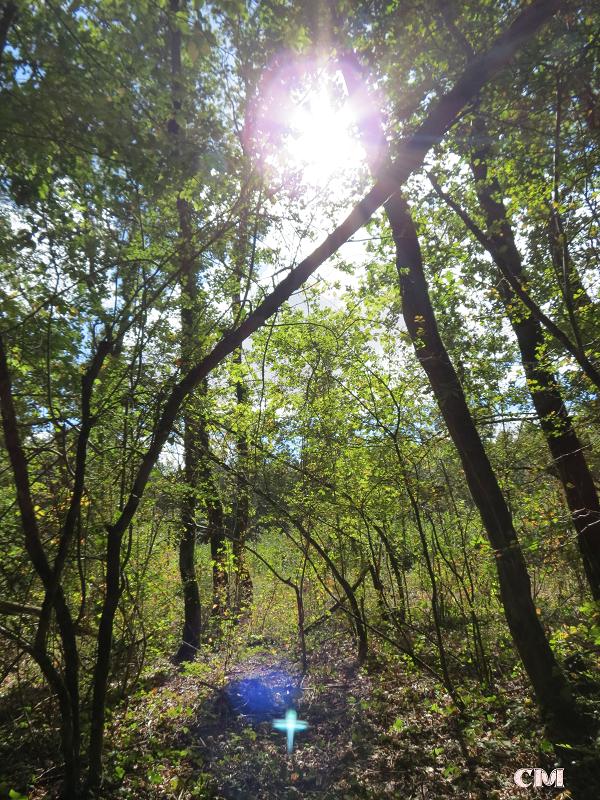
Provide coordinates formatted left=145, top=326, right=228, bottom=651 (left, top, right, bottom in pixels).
left=225, top=669, right=301, bottom=722
left=272, top=707, right=309, bottom=754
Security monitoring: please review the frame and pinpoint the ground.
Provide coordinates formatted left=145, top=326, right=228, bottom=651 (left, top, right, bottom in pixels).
left=3, top=625, right=589, bottom=799
left=96, top=629, right=561, bottom=800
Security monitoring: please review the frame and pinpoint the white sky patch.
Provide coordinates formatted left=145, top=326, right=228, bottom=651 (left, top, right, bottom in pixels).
left=283, top=85, right=365, bottom=189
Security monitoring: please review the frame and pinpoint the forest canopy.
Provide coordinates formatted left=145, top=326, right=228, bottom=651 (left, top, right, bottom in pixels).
left=0, top=0, right=599, bottom=798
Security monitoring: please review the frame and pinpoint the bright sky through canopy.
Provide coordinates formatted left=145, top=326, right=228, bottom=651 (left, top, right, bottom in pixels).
left=252, top=57, right=364, bottom=195
left=284, top=82, right=364, bottom=187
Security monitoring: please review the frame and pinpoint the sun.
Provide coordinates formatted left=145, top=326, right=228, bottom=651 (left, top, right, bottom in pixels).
left=284, top=83, right=364, bottom=188
left=253, top=59, right=364, bottom=194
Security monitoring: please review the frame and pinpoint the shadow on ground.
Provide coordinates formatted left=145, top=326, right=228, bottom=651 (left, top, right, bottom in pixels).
left=184, top=649, right=371, bottom=799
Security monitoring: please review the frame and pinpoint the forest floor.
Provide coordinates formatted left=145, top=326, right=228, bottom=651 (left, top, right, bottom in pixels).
left=3, top=624, right=587, bottom=799
left=93, top=628, right=561, bottom=800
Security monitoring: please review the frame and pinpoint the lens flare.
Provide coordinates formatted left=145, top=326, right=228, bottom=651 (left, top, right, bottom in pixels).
left=249, top=54, right=363, bottom=193
left=272, top=707, right=309, bottom=754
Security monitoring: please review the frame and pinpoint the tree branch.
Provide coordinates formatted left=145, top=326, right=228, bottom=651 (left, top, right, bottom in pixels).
left=428, top=173, right=600, bottom=389
left=107, top=0, right=561, bottom=543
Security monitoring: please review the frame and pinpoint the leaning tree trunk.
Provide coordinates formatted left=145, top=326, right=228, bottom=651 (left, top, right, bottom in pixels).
left=466, top=120, right=600, bottom=601
left=390, top=182, right=579, bottom=736
left=340, top=53, right=581, bottom=738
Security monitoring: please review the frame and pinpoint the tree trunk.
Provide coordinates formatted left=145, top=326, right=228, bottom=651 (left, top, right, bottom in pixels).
left=340, top=54, right=580, bottom=737
left=232, top=358, right=253, bottom=617
left=294, top=583, right=308, bottom=674
left=87, top=525, right=123, bottom=788
left=173, top=195, right=205, bottom=658
left=168, top=0, right=223, bottom=654
left=174, top=403, right=202, bottom=661
left=371, top=520, right=407, bottom=623
left=193, top=403, right=229, bottom=622
left=407, top=485, right=457, bottom=702
left=231, top=202, right=255, bottom=617
left=468, top=124, right=600, bottom=601
left=210, top=511, right=229, bottom=620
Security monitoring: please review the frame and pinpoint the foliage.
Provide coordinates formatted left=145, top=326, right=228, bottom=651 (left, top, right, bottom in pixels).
left=0, top=1, right=599, bottom=798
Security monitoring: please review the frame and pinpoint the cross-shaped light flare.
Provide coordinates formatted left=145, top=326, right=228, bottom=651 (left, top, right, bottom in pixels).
left=272, top=707, right=308, bottom=754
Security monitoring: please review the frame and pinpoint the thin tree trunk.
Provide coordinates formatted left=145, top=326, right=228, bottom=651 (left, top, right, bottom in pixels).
left=231, top=208, right=254, bottom=615
left=175, top=400, right=203, bottom=661
left=406, top=485, right=458, bottom=703
left=168, top=0, right=204, bottom=660
left=206, top=467, right=229, bottom=621
left=87, top=525, right=122, bottom=788
left=428, top=506, right=493, bottom=688
left=368, top=562, right=388, bottom=617
left=548, top=71, right=593, bottom=315
left=372, top=520, right=407, bottom=623
left=185, top=388, right=229, bottom=622
left=174, top=191, right=204, bottom=657
left=167, top=0, right=228, bottom=652
left=294, top=582, right=307, bottom=674
left=302, top=566, right=369, bottom=635
left=232, top=358, right=253, bottom=616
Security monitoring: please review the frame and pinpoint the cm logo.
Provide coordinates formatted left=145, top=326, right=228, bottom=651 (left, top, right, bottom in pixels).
left=514, top=768, right=564, bottom=788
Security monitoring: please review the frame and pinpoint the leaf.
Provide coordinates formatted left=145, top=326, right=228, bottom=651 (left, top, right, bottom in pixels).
left=148, top=770, right=162, bottom=784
